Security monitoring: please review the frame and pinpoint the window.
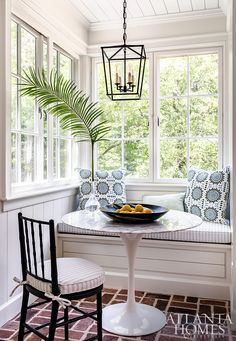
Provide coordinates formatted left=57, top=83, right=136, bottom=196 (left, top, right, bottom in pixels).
left=159, top=52, right=220, bottom=179
left=52, top=47, right=73, bottom=180
left=95, top=60, right=151, bottom=179
left=11, top=20, right=37, bottom=184
left=10, top=18, right=76, bottom=190
left=94, top=50, right=221, bottom=182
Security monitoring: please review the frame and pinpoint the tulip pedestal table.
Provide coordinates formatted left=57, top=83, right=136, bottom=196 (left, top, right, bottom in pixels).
left=62, top=209, right=202, bottom=337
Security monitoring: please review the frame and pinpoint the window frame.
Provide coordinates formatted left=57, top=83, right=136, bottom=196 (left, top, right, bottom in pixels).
left=10, top=16, right=79, bottom=195
left=92, top=53, right=154, bottom=183
left=92, top=47, right=223, bottom=184
left=154, top=47, right=223, bottom=184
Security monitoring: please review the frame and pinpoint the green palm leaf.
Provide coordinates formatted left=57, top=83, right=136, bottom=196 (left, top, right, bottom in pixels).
left=20, top=68, right=110, bottom=144
left=20, top=68, right=111, bottom=179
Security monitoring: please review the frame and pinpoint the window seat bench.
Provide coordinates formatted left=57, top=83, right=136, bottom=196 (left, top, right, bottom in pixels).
left=57, top=219, right=231, bottom=300
left=58, top=220, right=231, bottom=244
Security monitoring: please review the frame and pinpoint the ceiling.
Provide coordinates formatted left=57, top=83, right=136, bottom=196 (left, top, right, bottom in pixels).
left=70, top=0, right=223, bottom=25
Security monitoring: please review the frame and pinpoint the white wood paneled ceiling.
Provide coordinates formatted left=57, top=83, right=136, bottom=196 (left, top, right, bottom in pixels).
left=70, top=0, right=223, bottom=25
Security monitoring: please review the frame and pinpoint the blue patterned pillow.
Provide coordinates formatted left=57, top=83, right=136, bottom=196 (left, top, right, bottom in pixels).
left=77, top=169, right=126, bottom=210
left=184, top=168, right=230, bottom=224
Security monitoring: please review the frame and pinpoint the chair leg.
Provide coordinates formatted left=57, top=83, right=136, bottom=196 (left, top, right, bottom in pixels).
left=64, top=306, right=69, bottom=340
left=48, top=301, right=59, bottom=340
left=18, top=288, right=29, bottom=341
left=97, top=291, right=103, bottom=341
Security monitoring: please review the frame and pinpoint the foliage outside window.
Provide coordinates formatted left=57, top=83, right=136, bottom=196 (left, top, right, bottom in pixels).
left=159, top=53, right=220, bottom=179
left=10, top=18, right=75, bottom=189
left=95, top=61, right=151, bottom=179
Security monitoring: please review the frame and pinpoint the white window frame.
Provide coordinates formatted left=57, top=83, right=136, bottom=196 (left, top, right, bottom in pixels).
left=154, top=47, right=223, bottom=184
left=10, top=16, right=79, bottom=195
left=92, top=47, right=223, bottom=185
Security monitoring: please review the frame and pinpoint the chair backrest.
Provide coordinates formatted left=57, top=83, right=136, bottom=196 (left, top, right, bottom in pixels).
left=18, top=213, right=59, bottom=295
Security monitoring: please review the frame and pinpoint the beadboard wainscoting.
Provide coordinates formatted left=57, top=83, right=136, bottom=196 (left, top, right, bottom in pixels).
left=0, top=190, right=77, bottom=327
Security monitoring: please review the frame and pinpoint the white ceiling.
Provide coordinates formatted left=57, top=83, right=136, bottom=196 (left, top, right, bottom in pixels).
left=70, top=0, right=222, bottom=24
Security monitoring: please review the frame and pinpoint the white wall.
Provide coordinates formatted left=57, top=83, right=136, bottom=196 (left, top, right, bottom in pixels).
left=12, top=0, right=88, bottom=56
left=88, top=11, right=226, bottom=52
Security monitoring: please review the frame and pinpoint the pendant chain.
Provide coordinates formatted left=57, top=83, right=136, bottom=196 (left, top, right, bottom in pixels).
left=123, top=0, right=127, bottom=45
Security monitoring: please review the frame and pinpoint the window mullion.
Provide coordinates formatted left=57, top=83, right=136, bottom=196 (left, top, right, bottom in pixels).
left=47, top=37, right=54, bottom=182
left=186, top=56, right=190, bottom=172
left=36, top=34, right=44, bottom=182
left=154, top=53, right=160, bottom=181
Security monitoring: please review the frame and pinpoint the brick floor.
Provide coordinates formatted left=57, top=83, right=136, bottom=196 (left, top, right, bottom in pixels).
left=0, top=288, right=233, bottom=340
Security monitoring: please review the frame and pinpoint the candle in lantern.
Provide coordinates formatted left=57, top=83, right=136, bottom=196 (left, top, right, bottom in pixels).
left=116, top=72, right=119, bottom=83
left=128, top=72, right=131, bottom=83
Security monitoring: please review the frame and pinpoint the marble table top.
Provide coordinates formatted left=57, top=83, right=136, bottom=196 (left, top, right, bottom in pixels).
left=62, top=209, right=202, bottom=235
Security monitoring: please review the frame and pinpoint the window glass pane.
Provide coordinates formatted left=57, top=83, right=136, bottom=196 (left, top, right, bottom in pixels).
left=190, top=139, right=218, bottom=170
left=21, top=134, right=35, bottom=182
left=97, top=64, right=107, bottom=101
left=160, top=57, right=187, bottom=97
left=21, top=28, right=36, bottom=73
left=60, top=139, right=70, bottom=178
left=43, top=137, right=48, bottom=180
left=159, top=52, right=220, bottom=179
left=160, top=98, right=187, bottom=137
left=124, top=101, right=149, bottom=139
left=160, top=140, right=187, bottom=178
left=53, top=49, right=58, bottom=70
left=99, top=102, right=122, bottom=139
left=60, top=53, right=72, bottom=79
left=124, top=140, right=149, bottom=178
left=53, top=138, right=58, bottom=178
left=20, top=96, right=35, bottom=131
left=190, top=54, right=218, bottom=94
left=43, top=42, right=48, bottom=73
left=141, top=60, right=149, bottom=99
left=190, top=97, right=218, bottom=137
left=11, top=133, right=17, bottom=183
left=11, top=77, right=17, bottom=129
left=11, top=21, right=17, bottom=74
left=97, top=141, right=122, bottom=171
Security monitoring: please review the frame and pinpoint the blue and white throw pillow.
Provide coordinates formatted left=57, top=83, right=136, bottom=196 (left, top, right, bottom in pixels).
left=78, top=169, right=126, bottom=210
left=184, top=168, right=230, bottom=224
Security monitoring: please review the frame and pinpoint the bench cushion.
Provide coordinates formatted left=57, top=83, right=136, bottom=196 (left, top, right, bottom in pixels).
left=58, top=221, right=231, bottom=244
left=143, top=193, right=185, bottom=211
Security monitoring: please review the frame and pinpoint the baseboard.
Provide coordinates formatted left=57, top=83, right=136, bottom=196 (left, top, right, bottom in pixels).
left=0, top=293, right=36, bottom=327
left=104, top=271, right=230, bottom=300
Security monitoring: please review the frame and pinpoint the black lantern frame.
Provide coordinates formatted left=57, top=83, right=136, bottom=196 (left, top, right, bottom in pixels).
left=101, top=0, right=146, bottom=101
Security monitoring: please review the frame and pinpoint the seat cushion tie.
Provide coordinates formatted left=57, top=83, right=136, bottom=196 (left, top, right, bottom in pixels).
left=45, top=292, right=71, bottom=309
left=10, top=277, right=29, bottom=297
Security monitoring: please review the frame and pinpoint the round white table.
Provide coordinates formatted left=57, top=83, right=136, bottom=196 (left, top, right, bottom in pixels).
left=62, top=209, right=202, bottom=337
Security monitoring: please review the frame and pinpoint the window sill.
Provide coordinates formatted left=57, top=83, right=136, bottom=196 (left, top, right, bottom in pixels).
left=2, top=182, right=80, bottom=212
left=2, top=180, right=187, bottom=212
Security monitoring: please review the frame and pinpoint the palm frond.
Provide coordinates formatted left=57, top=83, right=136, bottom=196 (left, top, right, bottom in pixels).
left=20, top=68, right=110, bottom=144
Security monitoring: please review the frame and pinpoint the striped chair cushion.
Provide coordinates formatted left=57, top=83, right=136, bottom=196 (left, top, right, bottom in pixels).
left=58, top=221, right=231, bottom=244
left=27, top=258, right=105, bottom=294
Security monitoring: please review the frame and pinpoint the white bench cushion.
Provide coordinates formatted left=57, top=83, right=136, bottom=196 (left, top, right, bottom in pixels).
left=27, top=258, right=105, bottom=294
left=58, top=221, right=231, bottom=244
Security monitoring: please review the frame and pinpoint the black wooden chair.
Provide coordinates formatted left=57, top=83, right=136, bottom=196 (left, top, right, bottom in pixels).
left=16, top=213, right=104, bottom=341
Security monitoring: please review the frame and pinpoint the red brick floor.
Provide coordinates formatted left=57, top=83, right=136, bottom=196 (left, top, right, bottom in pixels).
left=0, top=288, right=233, bottom=340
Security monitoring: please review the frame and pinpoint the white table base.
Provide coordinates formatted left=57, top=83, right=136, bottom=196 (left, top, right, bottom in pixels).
left=103, top=302, right=166, bottom=336
left=102, top=233, right=166, bottom=336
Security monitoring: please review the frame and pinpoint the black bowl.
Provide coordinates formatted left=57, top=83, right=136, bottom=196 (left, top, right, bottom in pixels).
left=100, top=203, right=168, bottom=224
